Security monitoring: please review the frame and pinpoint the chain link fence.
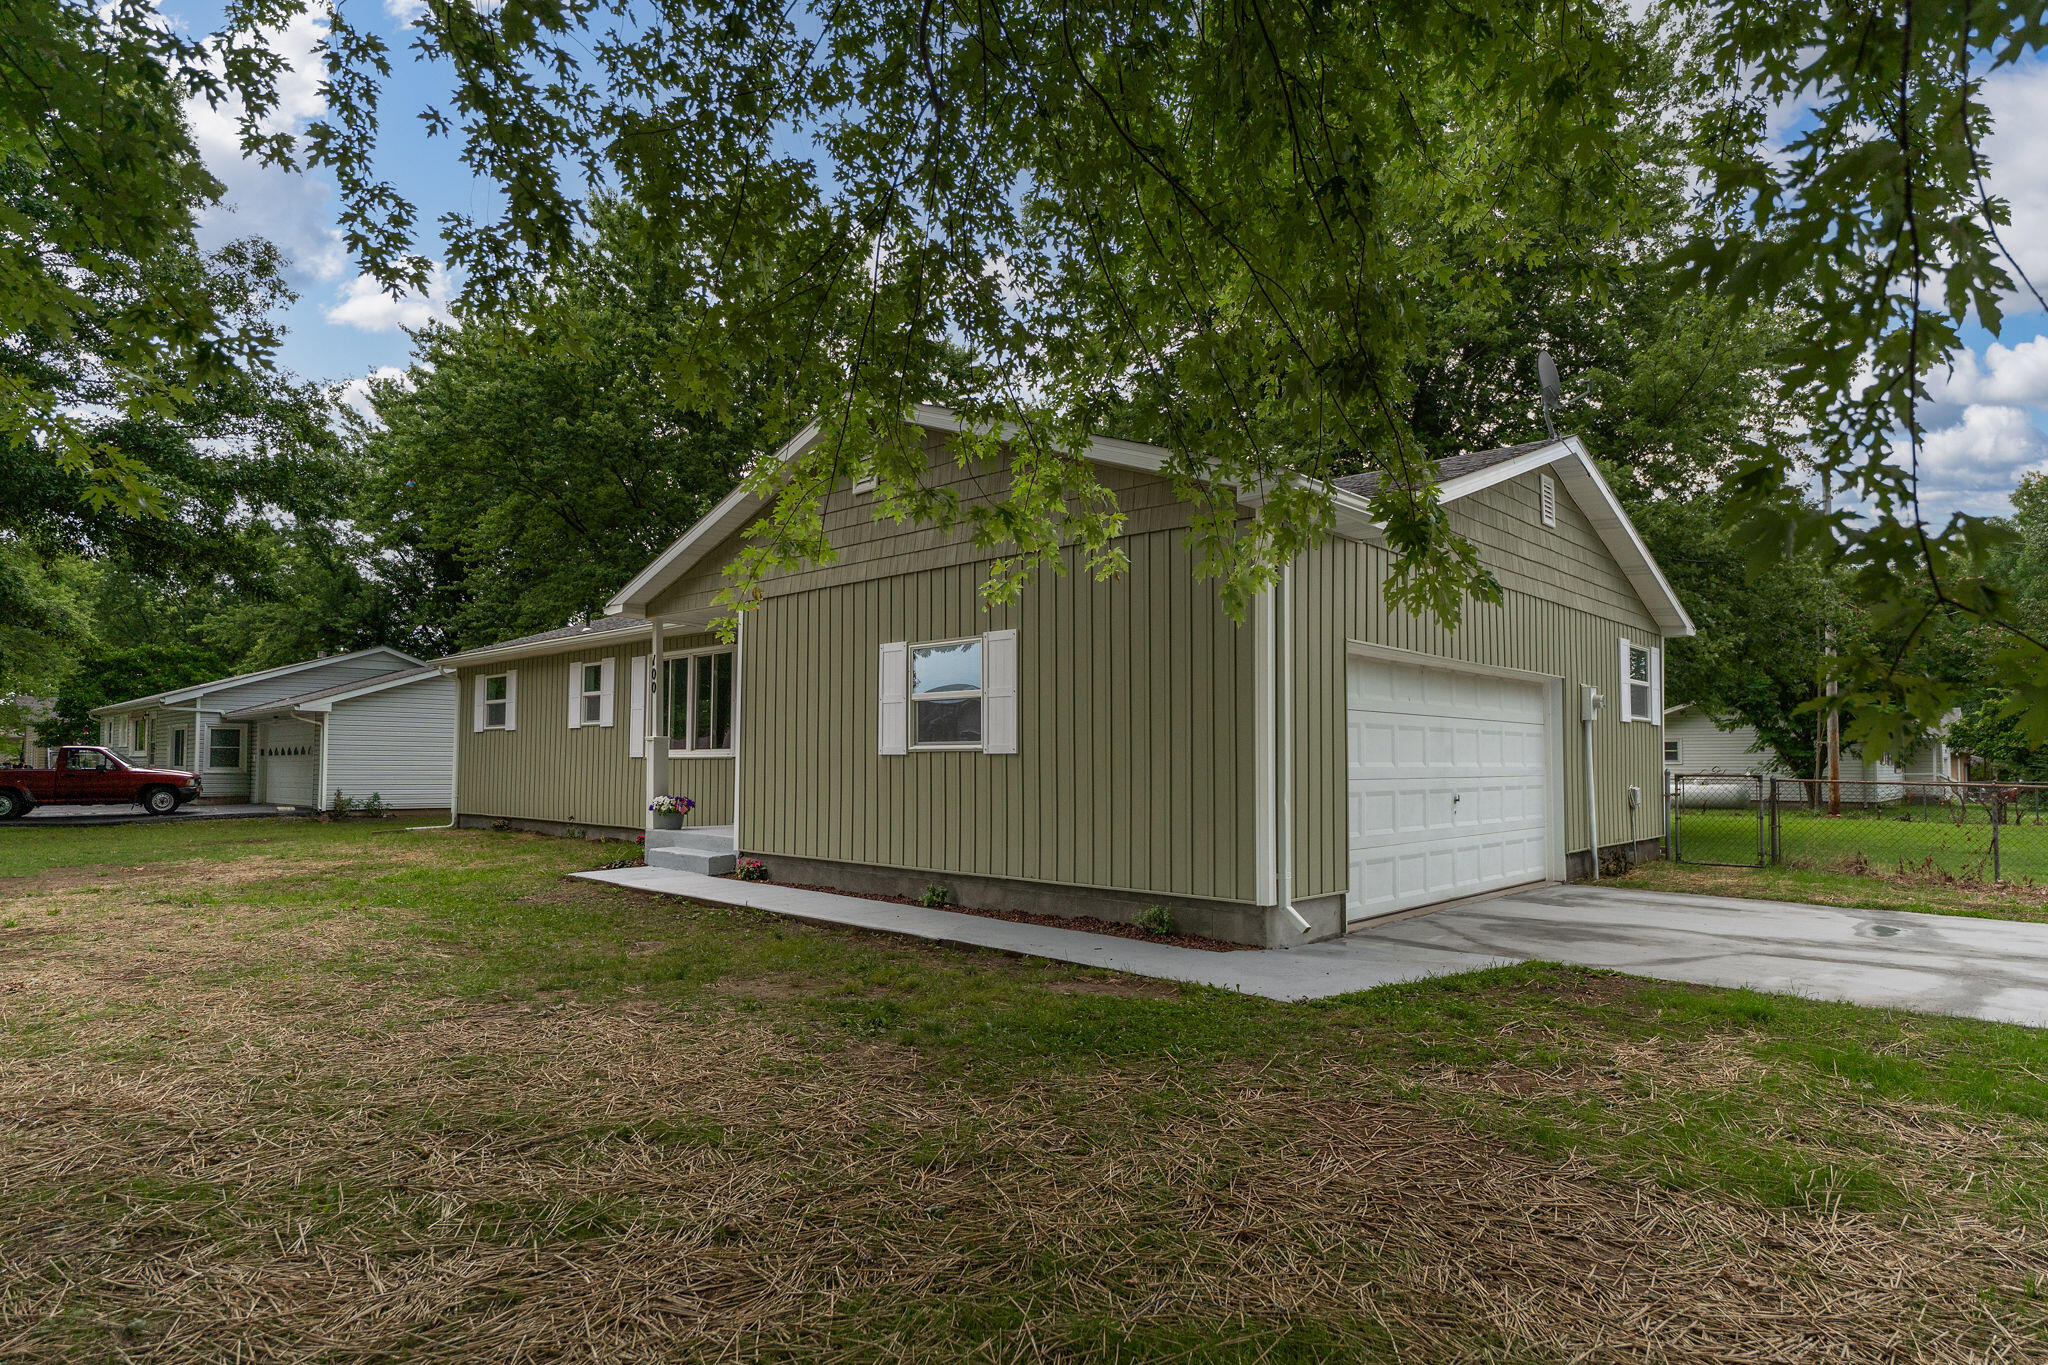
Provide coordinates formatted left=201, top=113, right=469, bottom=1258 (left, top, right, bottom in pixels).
left=1668, top=774, right=2048, bottom=884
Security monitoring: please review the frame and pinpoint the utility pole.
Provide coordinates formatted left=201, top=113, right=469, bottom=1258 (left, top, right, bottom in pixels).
left=1822, top=472, right=1841, bottom=816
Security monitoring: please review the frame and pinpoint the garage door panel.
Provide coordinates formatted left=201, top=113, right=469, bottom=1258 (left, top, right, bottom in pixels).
left=1347, top=655, right=1553, bottom=921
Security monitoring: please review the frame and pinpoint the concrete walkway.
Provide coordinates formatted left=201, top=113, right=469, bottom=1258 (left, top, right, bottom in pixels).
left=11, top=803, right=309, bottom=828
left=575, top=865, right=2048, bottom=1027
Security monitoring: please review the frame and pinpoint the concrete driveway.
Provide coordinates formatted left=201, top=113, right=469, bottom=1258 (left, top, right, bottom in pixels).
left=580, top=865, right=2048, bottom=1026
left=11, top=803, right=308, bottom=828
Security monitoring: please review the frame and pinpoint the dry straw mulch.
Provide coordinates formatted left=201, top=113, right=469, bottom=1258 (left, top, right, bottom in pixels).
left=2, top=857, right=2046, bottom=1362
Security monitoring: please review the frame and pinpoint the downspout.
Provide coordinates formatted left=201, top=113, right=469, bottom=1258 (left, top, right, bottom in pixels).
left=410, top=667, right=461, bottom=830
left=645, top=619, right=668, bottom=831
left=1581, top=683, right=1601, bottom=881
left=1276, top=560, right=1312, bottom=937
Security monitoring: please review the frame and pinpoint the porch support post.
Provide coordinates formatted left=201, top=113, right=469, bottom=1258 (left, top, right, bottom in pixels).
left=645, top=619, right=668, bottom=829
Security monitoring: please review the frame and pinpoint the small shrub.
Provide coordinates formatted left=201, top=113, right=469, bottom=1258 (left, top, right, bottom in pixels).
left=490, top=818, right=513, bottom=833
left=561, top=825, right=587, bottom=840
left=919, top=883, right=950, bottom=908
left=362, top=792, right=386, bottom=818
left=328, top=791, right=356, bottom=820
left=1134, top=904, right=1176, bottom=936
left=733, top=858, right=769, bottom=882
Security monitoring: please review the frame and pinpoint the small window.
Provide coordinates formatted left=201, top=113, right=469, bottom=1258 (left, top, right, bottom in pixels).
left=578, top=662, right=604, bottom=725
left=1627, top=645, right=1652, bottom=721
left=208, top=726, right=243, bottom=770
left=666, top=650, right=734, bottom=752
left=910, top=639, right=983, bottom=746
left=483, top=673, right=510, bottom=729
left=1539, top=473, right=1557, bottom=527
left=132, top=718, right=147, bottom=751
left=1664, top=740, right=1680, bottom=765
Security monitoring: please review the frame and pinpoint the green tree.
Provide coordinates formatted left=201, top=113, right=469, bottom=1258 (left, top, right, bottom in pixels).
left=354, top=217, right=805, bottom=647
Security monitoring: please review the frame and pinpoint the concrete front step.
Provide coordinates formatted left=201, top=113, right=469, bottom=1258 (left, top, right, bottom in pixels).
left=645, top=845, right=737, bottom=876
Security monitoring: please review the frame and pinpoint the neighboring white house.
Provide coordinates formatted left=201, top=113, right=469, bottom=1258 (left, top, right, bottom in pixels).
left=1662, top=703, right=1964, bottom=787
left=222, top=666, right=457, bottom=812
left=93, top=648, right=427, bottom=803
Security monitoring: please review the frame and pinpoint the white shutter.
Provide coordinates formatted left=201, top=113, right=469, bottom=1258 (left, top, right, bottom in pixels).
left=982, top=629, right=1018, bottom=754
left=628, top=656, right=647, bottom=757
left=567, top=660, right=583, bottom=728
left=1650, top=646, right=1663, bottom=726
left=598, top=656, right=617, bottom=727
left=504, top=669, right=518, bottom=730
left=1618, top=638, right=1634, bottom=722
left=473, top=676, right=487, bottom=732
left=879, top=641, right=908, bottom=755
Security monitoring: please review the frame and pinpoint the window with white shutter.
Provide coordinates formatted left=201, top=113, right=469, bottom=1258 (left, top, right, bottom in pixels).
left=982, top=629, right=1018, bottom=754
left=878, top=641, right=908, bottom=755
left=627, top=656, right=648, bottom=757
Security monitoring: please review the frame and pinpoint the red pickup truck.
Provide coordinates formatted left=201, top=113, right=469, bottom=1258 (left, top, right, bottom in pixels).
left=0, top=747, right=203, bottom=819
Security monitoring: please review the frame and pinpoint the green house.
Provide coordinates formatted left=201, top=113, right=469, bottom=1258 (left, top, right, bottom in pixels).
left=439, top=408, right=1692, bottom=945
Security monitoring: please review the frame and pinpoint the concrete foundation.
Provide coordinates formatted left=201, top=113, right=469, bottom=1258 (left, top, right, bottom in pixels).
left=1565, top=835, right=1666, bottom=882
left=735, top=851, right=1346, bottom=947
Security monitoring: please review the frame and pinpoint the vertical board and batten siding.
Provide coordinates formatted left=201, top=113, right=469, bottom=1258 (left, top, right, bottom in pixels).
left=456, top=635, right=734, bottom=830
left=736, top=530, right=1260, bottom=904
left=322, top=677, right=459, bottom=808
left=1290, top=470, right=1667, bottom=901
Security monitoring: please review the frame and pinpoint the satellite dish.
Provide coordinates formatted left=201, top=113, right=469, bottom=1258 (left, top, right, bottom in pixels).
left=1536, top=349, right=1561, bottom=440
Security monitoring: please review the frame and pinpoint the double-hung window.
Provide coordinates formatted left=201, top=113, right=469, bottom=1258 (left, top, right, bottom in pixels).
left=482, top=674, right=511, bottom=729
left=132, top=718, right=147, bottom=752
left=666, top=650, right=734, bottom=753
left=910, top=639, right=983, bottom=747
left=578, top=663, right=604, bottom=725
left=1619, top=639, right=1660, bottom=723
left=1664, top=740, right=1680, bottom=765
left=207, top=726, right=243, bottom=770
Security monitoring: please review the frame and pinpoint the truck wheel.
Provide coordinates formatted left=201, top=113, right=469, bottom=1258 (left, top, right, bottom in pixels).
left=140, top=787, right=180, bottom=816
left=0, top=789, right=24, bottom=820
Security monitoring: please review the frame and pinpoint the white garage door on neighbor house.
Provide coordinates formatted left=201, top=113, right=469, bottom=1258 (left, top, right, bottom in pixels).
left=260, top=719, right=320, bottom=808
left=1346, top=653, right=1553, bottom=921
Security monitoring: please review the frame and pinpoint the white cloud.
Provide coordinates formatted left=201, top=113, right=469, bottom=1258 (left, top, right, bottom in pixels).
left=1913, top=404, right=2048, bottom=514
left=184, top=9, right=347, bottom=282
left=1929, top=337, right=2048, bottom=409
left=1983, top=57, right=2048, bottom=314
left=383, top=0, right=427, bottom=23
left=323, top=264, right=454, bottom=332
left=333, top=365, right=414, bottom=421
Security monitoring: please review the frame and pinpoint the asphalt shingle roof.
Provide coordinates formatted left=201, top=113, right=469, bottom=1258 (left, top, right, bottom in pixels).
left=221, top=666, right=445, bottom=719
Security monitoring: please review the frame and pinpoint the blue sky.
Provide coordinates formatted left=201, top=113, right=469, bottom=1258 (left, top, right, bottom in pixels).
left=166, top=3, right=2048, bottom=519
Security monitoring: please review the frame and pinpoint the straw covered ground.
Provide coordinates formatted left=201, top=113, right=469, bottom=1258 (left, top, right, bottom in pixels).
left=3, top=818, right=2048, bottom=1362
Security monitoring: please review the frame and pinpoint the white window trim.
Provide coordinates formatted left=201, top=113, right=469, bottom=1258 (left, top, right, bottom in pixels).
left=204, top=724, right=246, bottom=772
left=567, top=658, right=615, bottom=729
left=1619, top=639, right=1659, bottom=724
left=664, top=645, right=736, bottom=758
left=1664, top=739, right=1681, bottom=764
left=908, top=636, right=986, bottom=751
left=476, top=670, right=517, bottom=731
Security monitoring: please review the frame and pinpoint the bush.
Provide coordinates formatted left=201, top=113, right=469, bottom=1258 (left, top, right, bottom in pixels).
left=919, top=883, right=950, bottom=908
left=1134, top=904, right=1176, bottom=936
left=734, top=858, right=769, bottom=882
left=328, top=791, right=356, bottom=820
left=561, top=825, right=587, bottom=840
left=363, top=792, right=386, bottom=818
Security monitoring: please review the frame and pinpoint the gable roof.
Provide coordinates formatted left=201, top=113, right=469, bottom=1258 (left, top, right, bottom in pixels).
left=604, top=406, right=1691, bottom=636
left=220, top=665, right=449, bottom=720
left=91, top=646, right=426, bottom=715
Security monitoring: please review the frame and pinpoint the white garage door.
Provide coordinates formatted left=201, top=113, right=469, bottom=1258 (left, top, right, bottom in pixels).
left=261, top=719, right=319, bottom=808
left=1347, top=654, right=1552, bottom=921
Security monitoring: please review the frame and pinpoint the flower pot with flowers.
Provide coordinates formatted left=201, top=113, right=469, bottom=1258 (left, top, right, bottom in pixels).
left=649, top=794, right=695, bottom=830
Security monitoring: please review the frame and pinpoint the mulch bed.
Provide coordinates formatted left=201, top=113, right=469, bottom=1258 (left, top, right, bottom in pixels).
left=728, top=876, right=1257, bottom=953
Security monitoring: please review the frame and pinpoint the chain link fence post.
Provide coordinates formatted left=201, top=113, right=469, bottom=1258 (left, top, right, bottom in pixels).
left=1993, top=789, right=2003, bottom=884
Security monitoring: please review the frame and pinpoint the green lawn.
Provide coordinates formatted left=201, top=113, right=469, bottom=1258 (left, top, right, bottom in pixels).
left=4, top=819, right=2048, bottom=1360
left=1674, top=802, right=2048, bottom=883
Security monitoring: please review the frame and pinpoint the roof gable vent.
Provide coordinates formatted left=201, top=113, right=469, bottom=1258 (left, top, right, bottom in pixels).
left=1539, top=473, right=1558, bottom=528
